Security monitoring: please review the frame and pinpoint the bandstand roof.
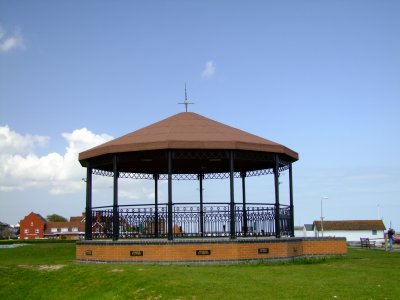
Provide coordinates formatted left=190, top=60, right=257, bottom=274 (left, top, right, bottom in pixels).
left=79, top=112, right=298, bottom=174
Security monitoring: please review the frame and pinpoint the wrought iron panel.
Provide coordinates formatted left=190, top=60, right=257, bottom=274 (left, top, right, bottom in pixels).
left=89, top=202, right=292, bottom=239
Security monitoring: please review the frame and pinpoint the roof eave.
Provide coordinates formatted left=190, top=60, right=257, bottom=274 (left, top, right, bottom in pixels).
left=79, top=141, right=299, bottom=163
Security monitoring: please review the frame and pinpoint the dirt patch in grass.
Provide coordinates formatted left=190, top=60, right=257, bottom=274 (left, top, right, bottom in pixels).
left=110, top=268, right=124, bottom=272
left=38, top=265, right=65, bottom=271
left=18, top=264, right=65, bottom=272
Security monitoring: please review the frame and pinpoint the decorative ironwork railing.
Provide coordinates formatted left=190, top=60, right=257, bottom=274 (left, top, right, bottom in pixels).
left=93, top=165, right=290, bottom=180
left=91, top=202, right=292, bottom=239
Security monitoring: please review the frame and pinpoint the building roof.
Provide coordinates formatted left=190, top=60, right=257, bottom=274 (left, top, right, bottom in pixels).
left=304, top=224, right=314, bottom=231
left=69, top=216, right=85, bottom=223
left=294, top=226, right=305, bottom=231
left=313, top=220, right=386, bottom=231
left=20, top=212, right=47, bottom=224
left=79, top=112, right=298, bottom=163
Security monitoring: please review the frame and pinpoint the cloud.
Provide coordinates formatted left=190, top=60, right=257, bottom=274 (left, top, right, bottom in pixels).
left=0, top=125, right=49, bottom=155
left=201, top=60, right=216, bottom=79
left=0, top=25, right=24, bottom=53
left=0, top=126, right=113, bottom=194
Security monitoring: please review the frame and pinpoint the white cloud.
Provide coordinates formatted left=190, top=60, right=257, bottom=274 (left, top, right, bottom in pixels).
left=0, top=125, right=49, bottom=155
left=201, top=60, right=216, bottom=79
left=0, top=126, right=113, bottom=194
left=0, top=26, right=24, bottom=53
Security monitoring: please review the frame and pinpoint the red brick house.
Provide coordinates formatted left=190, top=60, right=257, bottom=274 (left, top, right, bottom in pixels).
left=19, top=212, right=47, bottom=240
left=20, top=212, right=87, bottom=240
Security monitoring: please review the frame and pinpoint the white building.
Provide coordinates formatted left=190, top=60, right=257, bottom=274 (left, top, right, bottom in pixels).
left=294, top=224, right=314, bottom=237
left=313, top=220, right=386, bottom=243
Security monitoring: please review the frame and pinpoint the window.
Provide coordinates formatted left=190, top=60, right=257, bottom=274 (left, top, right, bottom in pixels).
left=24, top=229, right=29, bottom=234
left=51, top=228, right=58, bottom=233
left=30, top=222, right=34, bottom=227
left=61, top=227, right=68, bottom=233
left=35, top=229, right=39, bottom=234
left=72, top=227, right=78, bottom=232
left=372, top=230, right=377, bottom=235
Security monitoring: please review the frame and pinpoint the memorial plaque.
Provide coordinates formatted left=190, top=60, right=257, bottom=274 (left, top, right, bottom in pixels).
left=258, top=248, right=269, bottom=254
left=85, top=250, right=92, bottom=256
left=196, top=250, right=211, bottom=255
left=130, top=250, right=143, bottom=256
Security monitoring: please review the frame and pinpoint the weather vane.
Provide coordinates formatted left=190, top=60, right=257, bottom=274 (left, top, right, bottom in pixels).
left=178, top=83, right=194, bottom=112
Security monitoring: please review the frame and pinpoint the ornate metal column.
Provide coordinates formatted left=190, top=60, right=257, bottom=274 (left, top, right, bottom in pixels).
left=241, top=172, right=248, bottom=237
left=229, top=150, right=236, bottom=239
left=289, top=163, right=295, bottom=237
left=85, top=162, right=92, bottom=240
left=112, top=155, right=119, bottom=241
left=198, top=174, right=204, bottom=237
left=273, top=154, right=281, bottom=238
left=167, top=150, right=173, bottom=240
left=154, top=174, right=159, bottom=238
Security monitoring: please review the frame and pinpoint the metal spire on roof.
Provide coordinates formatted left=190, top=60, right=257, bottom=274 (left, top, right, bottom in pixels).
left=178, top=83, right=194, bottom=112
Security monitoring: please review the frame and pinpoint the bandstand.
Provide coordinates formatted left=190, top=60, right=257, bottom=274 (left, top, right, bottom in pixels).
left=76, top=112, right=346, bottom=263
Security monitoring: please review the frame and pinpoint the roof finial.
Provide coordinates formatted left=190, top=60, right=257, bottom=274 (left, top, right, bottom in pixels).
left=178, top=82, right=194, bottom=112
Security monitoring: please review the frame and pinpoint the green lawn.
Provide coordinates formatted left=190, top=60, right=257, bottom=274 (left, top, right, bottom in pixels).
left=0, top=242, right=399, bottom=299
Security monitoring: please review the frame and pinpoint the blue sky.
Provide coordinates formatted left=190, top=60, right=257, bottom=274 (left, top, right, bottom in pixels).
left=1, top=1, right=399, bottom=231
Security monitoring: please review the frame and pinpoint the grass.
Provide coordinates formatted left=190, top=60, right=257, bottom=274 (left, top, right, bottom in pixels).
left=0, top=242, right=399, bottom=299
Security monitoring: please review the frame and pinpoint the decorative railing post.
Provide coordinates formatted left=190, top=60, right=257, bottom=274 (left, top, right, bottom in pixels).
left=198, top=174, right=204, bottom=237
left=154, top=174, right=159, bottom=238
left=241, top=172, right=248, bottom=237
left=167, top=150, right=173, bottom=240
left=289, top=163, right=295, bottom=237
left=273, top=154, right=281, bottom=238
left=85, top=162, right=92, bottom=240
left=229, top=150, right=236, bottom=239
left=112, top=155, right=119, bottom=241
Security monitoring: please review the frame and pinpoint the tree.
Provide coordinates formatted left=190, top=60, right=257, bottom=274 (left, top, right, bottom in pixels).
left=46, top=214, right=67, bottom=222
left=0, top=227, right=13, bottom=239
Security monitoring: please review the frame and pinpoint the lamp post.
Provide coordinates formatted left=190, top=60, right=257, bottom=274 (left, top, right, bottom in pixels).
left=321, top=196, right=328, bottom=237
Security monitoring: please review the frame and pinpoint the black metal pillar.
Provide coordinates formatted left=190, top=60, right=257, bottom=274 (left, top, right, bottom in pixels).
left=167, top=150, right=173, bottom=240
left=229, top=151, right=236, bottom=239
left=154, top=174, right=159, bottom=238
left=198, top=174, right=204, bottom=237
left=289, top=163, right=295, bottom=237
left=112, top=155, right=119, bottom=241
left=241, top=172, right=248, bottom=237
left=85, top=163, right=92, bottom=240
left=273, top=154, right=281, bottom=238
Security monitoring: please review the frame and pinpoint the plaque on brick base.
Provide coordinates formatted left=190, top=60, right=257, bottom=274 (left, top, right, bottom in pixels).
left=130, top=250, right=143, bottom=256
left=196, top=250, right=211, bottom=255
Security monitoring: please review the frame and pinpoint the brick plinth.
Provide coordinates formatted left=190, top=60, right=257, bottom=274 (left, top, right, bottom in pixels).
left=76, top=237, right=346, bottom=264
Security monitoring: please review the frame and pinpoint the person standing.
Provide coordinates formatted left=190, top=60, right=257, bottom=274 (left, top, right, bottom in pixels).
left=388, top=228, right=395, bottom=251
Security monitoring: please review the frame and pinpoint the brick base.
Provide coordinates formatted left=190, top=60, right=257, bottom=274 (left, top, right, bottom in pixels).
left=76, top=237, right=346, bottom=264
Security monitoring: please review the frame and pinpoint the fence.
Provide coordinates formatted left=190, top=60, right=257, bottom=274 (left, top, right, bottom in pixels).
left=91, top=202, right=292, bottom=239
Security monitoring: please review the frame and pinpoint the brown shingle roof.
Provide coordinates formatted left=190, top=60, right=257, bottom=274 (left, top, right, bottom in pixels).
left=69, top=216, right=84, bottom=222
left=79, top=112, right=298, bottom=162
left=313, top=220, right=386, bottom=231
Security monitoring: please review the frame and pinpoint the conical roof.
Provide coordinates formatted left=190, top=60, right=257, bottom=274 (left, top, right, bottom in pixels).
left=79, top=112, right=298, bottom=162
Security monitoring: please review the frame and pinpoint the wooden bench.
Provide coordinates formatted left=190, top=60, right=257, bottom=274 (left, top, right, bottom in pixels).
left=360, top=238, right=376, bottom=248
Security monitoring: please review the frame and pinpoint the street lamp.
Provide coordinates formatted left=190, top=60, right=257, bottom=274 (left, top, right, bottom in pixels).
left=321, top=196, right=328, bottom=237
